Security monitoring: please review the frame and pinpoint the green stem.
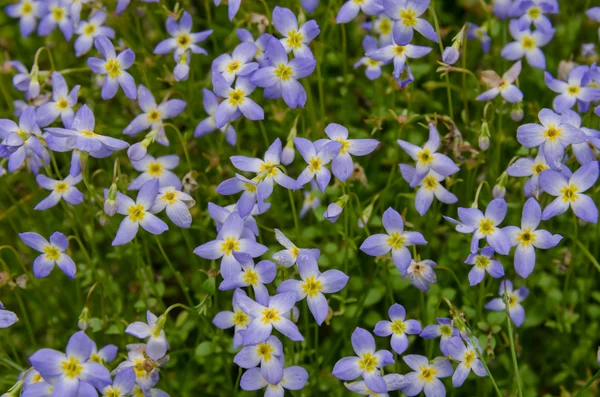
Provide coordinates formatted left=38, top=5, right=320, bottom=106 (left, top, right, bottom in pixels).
left=505, top=300, right=524, bottom=397
left=574, top=370, right=600, bottom=397
left=288, top=189, right=300, bottom=237
left=429, top=6, right=454, bottom=119
left=154, top=236, right=194, bottom=307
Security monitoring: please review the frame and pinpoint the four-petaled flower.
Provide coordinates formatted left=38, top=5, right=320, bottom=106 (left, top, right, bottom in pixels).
left=401, top=355, right=454, bottom=397
left=234, top=335, right=284, bottom=385
left=272, top=228, right=320, bottom=268
left=464, top=246, right=505, bottom=286
left=213, top=289, right=252, bottom=348
left=294, top=137, right=342, bottom=192
left=36, top=72, right=80, bottom=128
left=273, top=6, right=320, bottom=59
left=74, top=11, right=115, bottom=57
left=125, top=310, right=169, bottom=361
left=220, top=252, right=276, bottom=305
left=153, top=11, right=212, bottom=57
left=19, top=231, right=77, bottom=279
left=383, top=0, right=439, bottom=45
left=419, top=318, right=459, bottom=356
left=447, top=337, right=487, bottom=387
left=212, top=42, right=259, bottom=84
left=485, top=280, right=529, bottom=327
left=88, top=36, right=136, bottom=100
left=399, top=164, right=458, bottom=216
left=34, top=173, right=83, bottom=210
left=544, top=65, right=600, bottom=113
left=476, top=61, right=523, bottom=103
left=501, top=19, right=554, bottom=69
left=150, top=186, right=195, bottom=228
left=374, top=303, right=421, bottom=355
left=129, top=154, right=181, bottom=191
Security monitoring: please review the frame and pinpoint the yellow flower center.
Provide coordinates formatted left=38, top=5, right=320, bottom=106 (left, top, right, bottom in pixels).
left=301, top=276, right=323, bottom=298
left=274, top=64, right=293, bottom=81
left=367, top=59, right=380, bottom=67
left=439, top=324, right=453, bottom=337
left=464, top=350, right=476, bottom=367
left=391, top=320, right=406, bottom=335
left=335, top=137, right=350, bottom=154
left=423, top=175, right=438, bottom=190
left=61, top=356, right=83, bottom=379
left=243, top=268, right=259, bottom=286
left=379, top=18, right=392, bottom=35
left=83, top=23, right=96, bottom=36
left=508, top=294, right=518, bottom=307
left=22, top=2, right=33, bottom=14
left=256, top=342, right=274, bottom=362
left=220, top=237, right=240, bottom=256
left=244, top=182, right=257, bottom=193
left=226, top=60, right=241, bottom=74
left=417, top=149, right=433, bottom=164
left=568, top=86, right=580, bottom=96
left=261, top=308, right=280, bottom=324
left=393, top=45, right=406, bottom=56
left=105, top=388, right=122, bottom=397
left=228, top=88, right=245, bottom=106
left=32, top=373, right=43, bottom=383
left=79, top=129, right=96, bottom=138
left=418, top=365, right=437, bottom=382
left=560, top=184, right=579, bottom=203
left=533, top=162, right=548, bottom=175
left=54, top=181, right=69, bottom=193
left=290, top=246, right=300, bottom=259
left=133, top=358, right=147, bottom=378
left=528, top=6, right=541, bottom=18
left=56, top=98, right=69, bottom=110
left=16, top=128, right=28, bottom=139
left=387, top=232, right=405, bottom=250
left=353, top=0, right=365, bottom=4
left=163, top=191, right=178, bottom=205
left=475, top=255, right=490, bottom=269
left=358, top=352, right=378, bottom=373
left=147, top=109, right=161, bottom=123
left=51, top=6, right=64, bottom=20
left=232, top=311, right=248, bottom=327
left=147, top=162, right=164, bottom=177
left=309, top=156, right=322, bottom=172
left=400, top=9, right=417, bottom=27
left=478, top=218, right=495, bottom=236
left=89, top=353, right=102, bottom=363
left=286, top=30, right=303, bottom=49
left=177, top=33, right=191, bottom=48
left=43, top=245, right=61, bottom=261
left=128, top=204, right=146, bottom=222
left=104, top=58, right=121, bottom=79
left=517, top=228, right=536, bottom=246
left=521, top=36, right=536, bottom=50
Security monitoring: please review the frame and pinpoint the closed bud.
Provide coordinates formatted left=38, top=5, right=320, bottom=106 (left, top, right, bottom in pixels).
left=78, top=306, right=91, bottom=330
left=358, top=200, right=375, bottom=229
left=478, top=121, right=491, bottom=151
left=510, top=103, right=524, bottom=122
left=281, top=145, right=295, bottom=166
left=324, top=202, right=343, bottom=223
left=492, top=184, right=506, bottom=199
left=442, top=46, right=460, bottom=65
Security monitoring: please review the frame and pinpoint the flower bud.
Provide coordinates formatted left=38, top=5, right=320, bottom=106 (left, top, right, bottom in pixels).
left=281, top=145, right=295, bottom=165
left=492, top=184, right=506, bottom=199
left=358, top=199, right=376, bottom=228
left=78, top=306, right=91, bottom=330
left=442, top=46, right=459, bottom=65
left=174, top=63, right=190, bottom=82
left=510, top=103, right=523, bottom=122
left=128, top=142, right=147, bottom=161
left=324, top=202, right=343, bottom=223
left=478, top=121, right=490, bottom=151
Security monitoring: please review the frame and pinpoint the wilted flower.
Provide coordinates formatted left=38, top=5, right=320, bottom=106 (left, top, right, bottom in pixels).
left=405, top=259, right=438, bottom=292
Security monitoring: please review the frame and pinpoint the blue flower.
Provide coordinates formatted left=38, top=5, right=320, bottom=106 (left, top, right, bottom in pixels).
left=38, top=0, right=73, bottom=40
left=74, top=11, right=115, bottom=57
left=419, top=318, right=459, bottom=355
left=213, top=288, right=252, bottom=348
left=236, top=28, right=272, bottom=66
left=500, top=20, right=554, bottom=69
left=0, top=301, right=18, bottom=328
left=194, top=211, right=268, bottom=278
left=506, top=146, right=557, bottom=197
left=360, top=207, right=427, bottom=272
left=112, top=343, right=167, bottom=391
left=374, top=303, right=421, bottom=355
left=354, top=36, right=384, bottom=80
left=251, top=37, right=316, bottom=109
left=273, top=6, right=320, bottom=59
left=294, top=137, right=342, bottom=192
left=545, top=65, right=600, bottom=113
left=476, top=61, right=523, bottom=103
left=150, top=186, right=195, bottom=228
left=383, top=0, right=438, bottom=45
left=36, top=72, right=80, bottom=128
left=111, top=179, right=169, bottom=246
left=19, top=231, right=76, bottom=278
left=5, top=0, right=43, bottom=37
left=302, top=0, right=319, bottom=13
left=9, top=60, right=44, bottom=100
left=337, top=0, right=383, bottom=24
left=401, top=355, right=453, bottom=397
left=405, top=259, right=438, bottom=292
left=399, top=164, right=458, bottom=216
left=34, top=173, right=83, bottom=210
left=129, top=154, right=181, bottom=191
left=277, top=253, right=349, bottom=325
left=153, top=11, right=212, bottom=57
left=212, top=74, right=264, bottom=128
left=125, top=311, right=169, bottom=361
left=207, top=202, right=263, bottom=240
left=87, top=36, right=137, bottom=100
left=29, top=331, right=112, bottom=395
left=509, top=0, right=558, bottom=32
left=332, top=327, right=394, bottom=394
left=447, top=337, right=487, bottom=387
left=485, top=280, right=528, bottom=327
left=212, top=42, right=259, bottom=84
left=216, top=174, right=269, bottom=218
left=101, top=367, right=136, bottom=397
left=214, top=0, right=241, bottom=21
left=367, top=40, right=432, bottom=79
left=220, top=253, right=276, bottom=304
left=234, top=335, right=284, bottom=385
left=272, top=228, right=320, bottom=268
left=240, top=365, right=308, bottom=395
left=0, top=106, right=45, bottom=173
left=467, top=23, right=491, bottom=53
left=194, top=89, right=238, bottom=146
left=345, top=373, right=405, bottom=396
left=464, top=246, right=504, bottom=286
left=300, top=183, right=321, bottom=218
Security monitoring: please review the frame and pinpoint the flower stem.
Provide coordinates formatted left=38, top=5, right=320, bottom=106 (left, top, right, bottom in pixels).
left=429, top=6, right=454, bottom=119
left=288, top=189, right=300, bottom=237
left=154, top=235, right=194, bottom=307
left=574, top=370, right=600, bottom=397
left=505, top=302, right=524, bottom=397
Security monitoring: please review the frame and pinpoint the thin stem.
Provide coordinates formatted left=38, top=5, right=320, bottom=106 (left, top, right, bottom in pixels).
left=505, top=299, right=524, bottom=397
left=288, top=189, right=300, bottom=237
left=154, top=235, right=194, bottom=307
left=164, top=123, right=192, bottom=171
left=429, top=6, right=454, bottom=119
left=574, top=370, right=600, bottom=397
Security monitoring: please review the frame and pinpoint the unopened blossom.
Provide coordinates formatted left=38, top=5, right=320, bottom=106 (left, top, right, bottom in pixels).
left=467, top=23, right=491, bottom=53
left=374, top=303, right=421, bottom=355
left=38, top=0, right=72, bottom=40
left=195, top=89, right=237, bottom=145
left=447, top=337, right=487, bottom=387
left=360, top=207, right=427, bottom=272
left=510, top=0, right=558, bottom=32
left=501, top=20, right=554, bottom=69
left=419, top=318, right=459, bottom=355
left=273, top=228, right=319, bottom=268
left=476, top=61, right=523, bottom=103
left=112, top=179, right=169, bottom=246
left=154, top=11, right=212, bottom=57
left=220, top=253, right=276, bottom=304
left=74, top=11, right=115, bottom=57
left=194, top=211, right=268, bottom=278
left=129, top=154, right=181, bottom=191
left=336, top=0, right=383, bottom=23
left=332, top=327, right=394, bottom=394
left=251, top=37, right=316, bottom=109
left=101, top=367, right=136, bottom=397
left=397, top=124, right=459, bottom=187
left=19, top=231, right=76, bottom=279
left=88, top=36, right=136, bottom=100
left=444, top=198, right=512, bottom=254
left=36, top=72, right=80, bottom=128
left=0, top=301, right=18, bottom=328
left=273, top=6, right=320, bottom=59
left=9, top=60, right=44, bottom=99
left=316, top=123, right=379, bottom=182
left=277, top=253, right=349, bottom=325
left=401, top=355, right=453, bottom=397
left=212, top=42, right=259, bottom=84
left=5, top=0, right=43, bottom=37
left=345, top=373, right=405, bottom=396
left=539, top=160, right=599, bottom=223
left=212, top=74, right=264, bottom=128
left=442, top=46, right=460, bottom=65
left=367, top=41, right=431, bottom=79
left=354, top=36, right=384, bottom=80
left=234, top=335, right=284, bottom=385
left=29, top=331, right=112, bottom=395
left=405, top=259, right=438, bottom=292
left=302, top=0, right=319, bottom=13
left=325, top=201, right=344, bottom=223
left=125, top=311, right=169, bottom=361
left=464, top=246, right=504, bottom=286
left=383, top=0, right=438, bottom=45
left=504, top=197, right=562, bottom=278
left=294, top=137, right=341, bottom=192
left=485, top=280, right=529, bottom=327
left=34, top=173, right=83, bottom=210
left=213, top=289, right=252, bottom=348
left=545, top=65, right=600, bottom=112
left=150, top=186, right=195, bottom=228
left=214, top=0, right=241, bottom=21
left=399, top=164, right=458, bottom=216
left=240, top=366, right=308, bottom=395
left=46, top=105, right=129, bottom=157
left=124, top=85, right=187, bottom=145
left=235, top=291, right=304, bottom=345
left=0, top=106, right=45, bottom=173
